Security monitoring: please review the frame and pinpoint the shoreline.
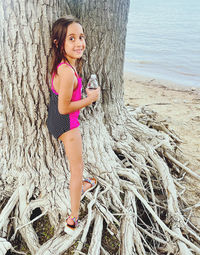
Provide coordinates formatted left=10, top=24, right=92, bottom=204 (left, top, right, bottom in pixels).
left=124, top=71, right=200, bottom=92
left=123, top=71, right=200, bottom=173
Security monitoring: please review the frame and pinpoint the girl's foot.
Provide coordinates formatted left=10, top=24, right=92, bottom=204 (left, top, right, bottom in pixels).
left=64, top=215, right=79, bottom=235
left=81, top=177, right=97, bottom=198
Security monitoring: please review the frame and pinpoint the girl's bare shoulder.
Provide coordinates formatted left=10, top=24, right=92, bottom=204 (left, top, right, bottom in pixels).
left=57, top=63, right=74, bottom=78
left=57, top=64, right=76, bottom=88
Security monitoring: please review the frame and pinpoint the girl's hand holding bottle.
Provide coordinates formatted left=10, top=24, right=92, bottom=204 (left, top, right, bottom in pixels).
left=86, top=74, right=100, bottom=104
left=86, top=87, right=100, bottom=104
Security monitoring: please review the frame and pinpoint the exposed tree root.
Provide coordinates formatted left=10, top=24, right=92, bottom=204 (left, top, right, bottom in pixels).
left=0, top=105, right=200, bottom=254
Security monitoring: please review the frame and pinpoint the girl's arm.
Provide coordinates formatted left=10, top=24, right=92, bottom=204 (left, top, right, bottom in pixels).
left=57, top=65, right=99, bottom=115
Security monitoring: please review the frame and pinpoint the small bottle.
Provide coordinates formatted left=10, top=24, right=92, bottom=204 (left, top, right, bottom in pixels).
left=87, top=74, right=98, bottom=90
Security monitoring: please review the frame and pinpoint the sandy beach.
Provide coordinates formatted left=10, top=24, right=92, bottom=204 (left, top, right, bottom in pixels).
left=124, top=72, right=200, bottom=225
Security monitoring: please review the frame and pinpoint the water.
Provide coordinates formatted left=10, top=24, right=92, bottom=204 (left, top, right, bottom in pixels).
left=124, top=0, right=200, bottom=87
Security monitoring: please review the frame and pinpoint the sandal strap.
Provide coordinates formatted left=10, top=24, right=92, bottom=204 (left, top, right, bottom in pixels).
left=84, top=178, right=96, bottom=186
left=81, top=177, right=97, bottom=195
left=67, top=215, right=79, bottom=227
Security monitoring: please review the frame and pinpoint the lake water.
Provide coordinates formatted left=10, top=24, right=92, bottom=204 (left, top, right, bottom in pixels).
left=124, top=0, right=200, bottom=87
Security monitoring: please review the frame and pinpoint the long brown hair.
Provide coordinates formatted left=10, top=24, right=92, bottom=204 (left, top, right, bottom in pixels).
left=50, top=15, right=83, bottom=75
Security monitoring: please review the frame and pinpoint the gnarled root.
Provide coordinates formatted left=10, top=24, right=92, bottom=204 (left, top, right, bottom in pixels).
left=0, top=106, right=200, bottom=254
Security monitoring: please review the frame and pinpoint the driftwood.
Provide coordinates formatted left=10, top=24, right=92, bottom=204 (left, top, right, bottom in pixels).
left=0, top=105, right=200, bottom=254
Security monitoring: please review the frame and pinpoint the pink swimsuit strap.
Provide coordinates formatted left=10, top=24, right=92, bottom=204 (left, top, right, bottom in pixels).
left=51, top=62, right=81, bottom=95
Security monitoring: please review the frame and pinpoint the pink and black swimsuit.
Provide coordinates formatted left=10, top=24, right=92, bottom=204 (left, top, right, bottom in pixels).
left=46, top=62, right=82, bottom=139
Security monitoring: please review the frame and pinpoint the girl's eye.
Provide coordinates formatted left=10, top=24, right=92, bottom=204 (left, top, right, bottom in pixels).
left=69, top=37, right=75, bottom=41
left=80, top=35, right=85, bottom=40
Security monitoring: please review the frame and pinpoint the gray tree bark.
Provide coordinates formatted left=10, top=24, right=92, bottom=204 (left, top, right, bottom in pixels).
left=0, top=0, right=200, bottom=255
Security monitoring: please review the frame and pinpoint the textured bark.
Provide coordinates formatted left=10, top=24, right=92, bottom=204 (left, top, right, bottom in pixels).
left=0, top=0, right=200, bottom=255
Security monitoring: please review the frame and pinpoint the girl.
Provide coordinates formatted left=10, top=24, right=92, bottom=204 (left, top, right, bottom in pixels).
left=46, top=16, right=100, bottom=234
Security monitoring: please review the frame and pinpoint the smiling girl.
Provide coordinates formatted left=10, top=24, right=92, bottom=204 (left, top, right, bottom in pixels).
left=46, top=16, right=100, bottom=234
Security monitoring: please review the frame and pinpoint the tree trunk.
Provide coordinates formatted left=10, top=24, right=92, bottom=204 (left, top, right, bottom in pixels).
left=0, top=0, right=200, bottom=254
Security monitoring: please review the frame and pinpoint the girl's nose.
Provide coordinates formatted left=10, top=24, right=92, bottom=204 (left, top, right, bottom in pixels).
left=76, top=39, right=84, bottom=47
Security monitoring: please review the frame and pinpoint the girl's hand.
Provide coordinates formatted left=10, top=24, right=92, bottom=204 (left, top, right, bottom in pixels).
left=86, top=87, right=100, bottom=104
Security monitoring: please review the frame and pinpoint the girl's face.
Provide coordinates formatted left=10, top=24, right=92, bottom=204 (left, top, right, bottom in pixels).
left=64, top=22, right=86, bottom=63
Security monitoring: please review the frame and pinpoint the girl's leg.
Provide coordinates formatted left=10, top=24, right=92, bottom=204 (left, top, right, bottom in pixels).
left=59, top=128, right=83, bottom=221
